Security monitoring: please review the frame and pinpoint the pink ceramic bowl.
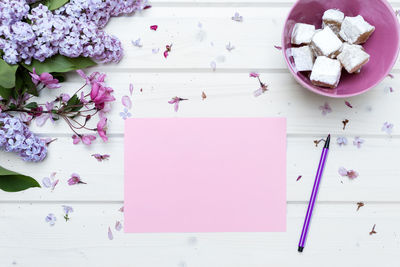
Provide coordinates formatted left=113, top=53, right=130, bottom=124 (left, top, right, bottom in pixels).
left=282, top=0, right=400, bottom=98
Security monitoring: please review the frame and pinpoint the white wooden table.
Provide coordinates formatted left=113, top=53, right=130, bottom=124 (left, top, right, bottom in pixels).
left=1, top=0, right=400, bottom=266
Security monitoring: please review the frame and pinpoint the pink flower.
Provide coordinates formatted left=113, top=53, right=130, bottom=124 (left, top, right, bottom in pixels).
left=150, top=25, right=158, bottom=31
left=92, top=154, right=110, bottom=162
left=97, top=117, right=108, bottom=142
left=338, top=167, right=359, bottom=179
left=68, top=173, right=86, bottom=185
left=164, top=44, right=172, bottom=58
left=82, top=135, right=96, bottom=145
left=72, top=135, right=81, bottom=144
left=72, top=134, right=96, bottom=145
left=249, top=72, right=260, bottom=78
left=30, top=68, right=61, bottom=89
left=168, top=97, right=187, bottom=112
left=88, top=73, right=115, bottom=110
left=122, top=95, right=132, bottom=109
left=35, top=102, right=54, bottom=127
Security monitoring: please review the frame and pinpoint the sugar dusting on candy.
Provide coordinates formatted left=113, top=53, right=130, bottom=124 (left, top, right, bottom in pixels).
left=291, top=23, right=315, bottom=45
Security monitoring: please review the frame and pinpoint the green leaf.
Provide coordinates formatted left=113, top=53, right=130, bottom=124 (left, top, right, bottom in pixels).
left=0, top=59, right=18, bottom=89
left=25, top=102, right=38, bottom=109
left=65, top=94, right=83, bottom=113
left=23, top=54, right=97, bottom=74
left=41, top=0, right=69, bottom=10
left=0, top=85, right=12, bottom=100
left=15, top=66, right=37, bottom=97
left=0, top=165, right=40, bottom=192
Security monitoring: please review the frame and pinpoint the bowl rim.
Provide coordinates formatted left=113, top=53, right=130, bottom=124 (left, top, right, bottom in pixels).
left=281, top=0, right=400, bottom=98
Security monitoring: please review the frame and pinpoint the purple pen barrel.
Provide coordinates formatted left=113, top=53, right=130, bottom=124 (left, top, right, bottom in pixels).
left=298, top=134, right=330, bottom=252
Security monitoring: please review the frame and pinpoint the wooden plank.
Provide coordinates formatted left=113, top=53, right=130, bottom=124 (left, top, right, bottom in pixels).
left=26, top=72, right=400, bottom=136
left=151, top=0, right=400, bottom=5
left=0, top=136, right=398, bottom=202
left=0, top=203, right=398, bottom=267
left=86, top=6, right=400, bottom=71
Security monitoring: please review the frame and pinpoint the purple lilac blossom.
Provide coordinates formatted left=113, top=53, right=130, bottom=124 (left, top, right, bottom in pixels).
left=0, top=113, right=47, bottom=162
left=0, top=0, right=149, bottom=64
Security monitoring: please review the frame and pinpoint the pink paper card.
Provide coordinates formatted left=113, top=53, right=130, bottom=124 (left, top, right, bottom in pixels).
left=124, top=118, right=286, bottom=232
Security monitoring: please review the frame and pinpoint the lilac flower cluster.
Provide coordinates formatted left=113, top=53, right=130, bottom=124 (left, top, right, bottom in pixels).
left=0, top=113, right=47, bottom=162
left=0, top=0, right=149, bottom=64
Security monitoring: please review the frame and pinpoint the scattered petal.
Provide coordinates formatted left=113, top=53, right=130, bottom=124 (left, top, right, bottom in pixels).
left=119, top=206, right=124, bottom=212
left=356, top=202, right=364, bottom=211
left=152, top=48, right=160, bottom=54
left=338, top=167, right=348, bottom=177
left=92, top=154, right=110, bottom=161
left=319, top=102, right=332, bottom=115
left=353, top=137, right=364, bottom=148
left=345, top=101, right=353, bottom=108
left=62, top=205, right=73, bottom=222
left=122, top=95, right=132, bottom=109
left=369, top=224, right=377, bottom=235
left=108, top=227, right=114, bottom=240
left=68, top=173, right=86, bottom=185
left=42, top=177, right=52, bottom=188
left=226, top=42, right=235, bottom=52
left=201, top=91, right=207, bottom=100
left=150, top=25, right=158, bottom=31
left=296, top=175, right=302, bottom=181
left=342, top=119, right=349, bottom=130
left=210, top=61, right=216, bottom=71
left=131, top=38, right=143, bottom=47
left=338, top=167, right=358, bottom=179
left=249, top=72, right=259, bottom=78
left=313, top=138, right=325, bottom=147
left=382, top=122, right=394, bottom=135
left=231, top=12, right=243, bottom=22
left=119, top=108, right=132, bottom=120
left=129, top=84, right=134, bottom=95
left=274, top=45, right=282, bottom=50
left=164, top=44, right=172, bottom=58
left=387, top=73, right=394, bottom=79
left=336, top=136, right=348, bottom=146
left=253, top=88, right=263, bottom=97
left=115, top=221, right=123, bottom=231
left=45, top=213, right=56, bottom=226
left=168, top=96, right=188, bottom=112
left=347, top=170, right=359, bottom=179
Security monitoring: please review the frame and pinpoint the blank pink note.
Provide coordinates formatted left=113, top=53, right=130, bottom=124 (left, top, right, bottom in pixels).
left=124, top=118, right=286, bottom=232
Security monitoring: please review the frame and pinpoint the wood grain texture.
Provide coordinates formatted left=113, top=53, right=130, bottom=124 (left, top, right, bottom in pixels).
left=0, top=203, right=398, bottom=267
left=1, top=0, right=399, bottom=265
left=0, top=136, right=398, bottom=202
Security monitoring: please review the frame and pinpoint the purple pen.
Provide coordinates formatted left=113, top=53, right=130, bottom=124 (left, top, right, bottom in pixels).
left=298, top=134, right=330, bottom=252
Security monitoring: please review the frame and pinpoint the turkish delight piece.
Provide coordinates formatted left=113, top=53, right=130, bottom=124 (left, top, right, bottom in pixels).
left=337, top=43, right=370, bottom=73
left=310, top=56, right=342, bottom=88
left=291, top=46, right=315, bottom=71
left=339, top=15, right=375, bottom=44
left=291, top=23, right=316, bottom=45
left=310, top=26, right=343, bottom=58
left=322, top=9, right=344, bottom=34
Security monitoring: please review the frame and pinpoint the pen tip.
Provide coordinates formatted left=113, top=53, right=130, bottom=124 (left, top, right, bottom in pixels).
left=298, top=246, right=304, bottom=252
left=324, top=134, right=330, bottom=148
